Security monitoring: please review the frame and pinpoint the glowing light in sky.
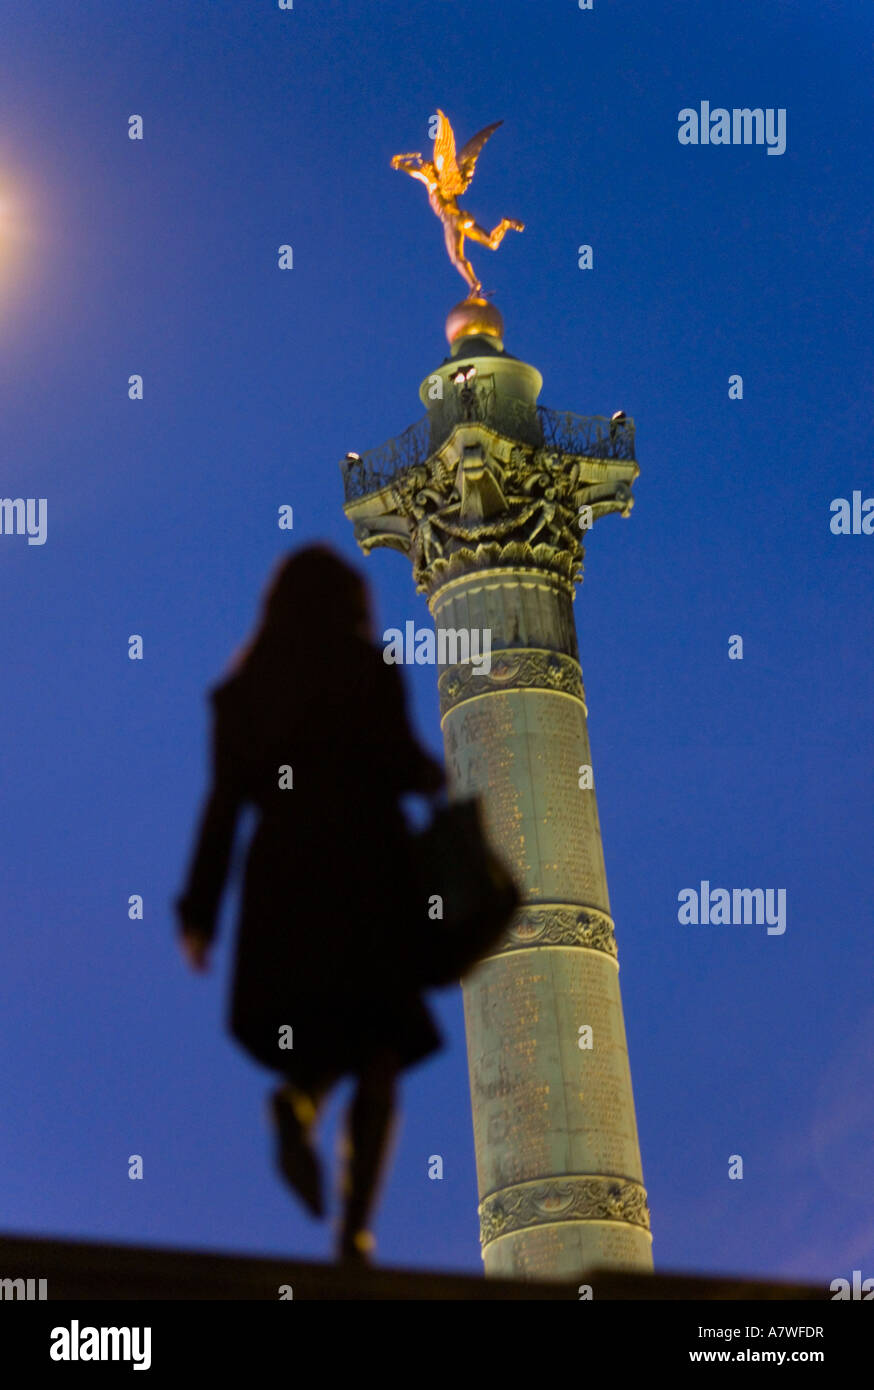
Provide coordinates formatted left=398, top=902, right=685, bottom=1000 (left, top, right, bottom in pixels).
left=0, top=171, right=35, bottom=322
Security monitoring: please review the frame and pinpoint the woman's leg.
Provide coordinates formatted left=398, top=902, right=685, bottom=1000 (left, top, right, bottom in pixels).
left=338, top=1047, right=401, bottom=1260
left=271, top=1070, right=338, bottom=1218
left=278, top=1072, right=335, bottom=1127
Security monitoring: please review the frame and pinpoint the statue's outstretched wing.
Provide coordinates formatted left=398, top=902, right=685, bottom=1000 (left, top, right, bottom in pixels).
left=458, top=120, right=503, bottom=191
left=433, top=110, right=465, bottom=196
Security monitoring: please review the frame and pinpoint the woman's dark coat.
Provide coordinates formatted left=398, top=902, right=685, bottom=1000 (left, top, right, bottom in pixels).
left=175, top=633, right=444, bottom=1083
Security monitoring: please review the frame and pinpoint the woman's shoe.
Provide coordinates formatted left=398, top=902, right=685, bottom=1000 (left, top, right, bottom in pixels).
left=269, top=1085, right=324, bottom=1218
left=337, top=1228, right=376, bottom=1265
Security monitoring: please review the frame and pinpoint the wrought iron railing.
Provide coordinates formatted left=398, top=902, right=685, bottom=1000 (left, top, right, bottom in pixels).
left=340, top=416, right=432, bottom=500
left=340, top=384, right=635, bottom=503
left=538, top=409, right=635, bottom=463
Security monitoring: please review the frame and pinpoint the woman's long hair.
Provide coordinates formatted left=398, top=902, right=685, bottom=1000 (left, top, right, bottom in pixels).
left=227, top=545, right=373, bottom=682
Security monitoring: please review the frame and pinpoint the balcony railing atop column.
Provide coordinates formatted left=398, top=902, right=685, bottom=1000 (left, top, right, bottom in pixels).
left=340, top=381, right=636, bottom=504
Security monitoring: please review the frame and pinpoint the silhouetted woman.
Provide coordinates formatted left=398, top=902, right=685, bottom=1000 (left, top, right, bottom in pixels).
left=175, top=545, right=445, bottom=1262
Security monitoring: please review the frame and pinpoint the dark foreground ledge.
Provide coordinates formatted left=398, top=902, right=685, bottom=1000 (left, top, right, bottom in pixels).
left=0, top=1232, right=825, bottom=1300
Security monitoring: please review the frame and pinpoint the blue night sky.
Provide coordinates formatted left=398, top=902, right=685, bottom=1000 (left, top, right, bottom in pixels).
left=1, top=1, right=872, bottom=1285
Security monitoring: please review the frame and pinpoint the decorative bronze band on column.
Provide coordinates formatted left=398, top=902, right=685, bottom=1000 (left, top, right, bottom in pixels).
left=479, top=1176, right=651, bottom=1248
left=427, top=566, right=577, bottom=604
left=498, top=904, right=618, bottom=959
left=438, top=648, right=585, bottom=719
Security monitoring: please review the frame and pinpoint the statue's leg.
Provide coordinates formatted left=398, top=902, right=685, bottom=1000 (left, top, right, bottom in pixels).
left=465, top=219, right=499, bottom=249
left=464, top=218, right=525, bottom=250
left=445, top=222, right=479, bottom=294
left=490, top=218, right=525, bottom=248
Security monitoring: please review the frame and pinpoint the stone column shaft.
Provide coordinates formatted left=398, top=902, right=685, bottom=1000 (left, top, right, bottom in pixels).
left=433, top=568, right=652, bottom=1278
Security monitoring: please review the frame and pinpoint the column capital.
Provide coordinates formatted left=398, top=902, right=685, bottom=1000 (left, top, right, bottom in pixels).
left=342, top=379, right=638, bottom=595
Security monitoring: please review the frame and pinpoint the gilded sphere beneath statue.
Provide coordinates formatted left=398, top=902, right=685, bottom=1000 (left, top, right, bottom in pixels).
left=446, top=297, right=504, bottom=347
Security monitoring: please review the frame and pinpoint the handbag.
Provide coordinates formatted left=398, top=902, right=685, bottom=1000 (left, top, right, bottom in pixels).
left=409, top=796, right=521, bottom=988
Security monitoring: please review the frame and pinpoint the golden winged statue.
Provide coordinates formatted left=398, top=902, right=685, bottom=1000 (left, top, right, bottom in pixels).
left=391, top=110, right=524, bottom=297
